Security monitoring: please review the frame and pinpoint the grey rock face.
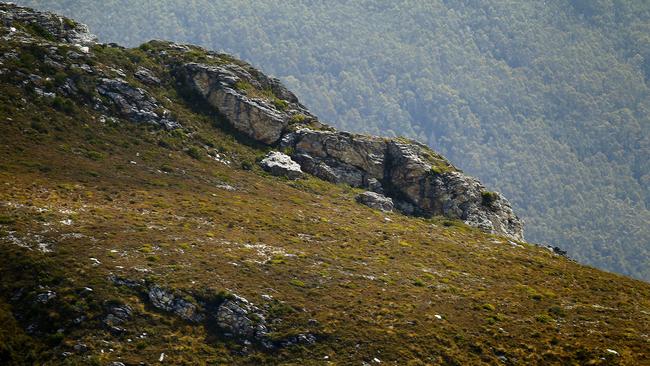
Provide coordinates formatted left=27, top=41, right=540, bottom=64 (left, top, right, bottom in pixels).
left=386, top=141, right=524, bottom=240
left=177, top=63, right=305, bottom=144
left=356, top=191, right=394, bottom=212
left=147, top=286, right=205, bottom=323
left=215, top=295, right=271, bottom=348
left=282, top=130, right=524, bottom=240
left=285, top=128, right=387, bottom=180
left=279, top=333, right=317, bottom=347
left=0, top=3, right=97, bottom=46
left=105, top=304, right=132, bottom=325
left=292, top=153, right=365, bottom=187
left=108, top=276, right=299, bottom=349
left=259, top=151, right=303, bottom=179
left=97, top=78, right=180, bottom=130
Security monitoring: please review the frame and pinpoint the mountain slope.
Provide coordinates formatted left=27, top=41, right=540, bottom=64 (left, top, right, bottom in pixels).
left=15, top=0, right=650, bottom=281
left=0, top=5, right=649, bottom=365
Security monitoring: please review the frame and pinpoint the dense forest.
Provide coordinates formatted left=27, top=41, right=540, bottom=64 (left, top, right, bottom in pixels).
left=17, top=0, right=650, bottom=281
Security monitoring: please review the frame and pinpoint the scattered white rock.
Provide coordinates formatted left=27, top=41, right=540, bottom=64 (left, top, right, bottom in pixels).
left=159, top=352, right=165, bottom=362
left=36, top=290, right=56, bottom=303
left=34, top=88, right=55, bottom=98
left=60, top=232, right=86, bottom=239
left=259, top=151, right=303, bottom=179
left=508, top=240, right=523, bottom=248
left=74, top=44, right=89, bottom=53
left=606, top=349, right=619, bottom=356
left=434, top=314, right=443, bottom=320
left=89, top=257, right=101, bottom=266
left=216, top=183, right=237, bottom=191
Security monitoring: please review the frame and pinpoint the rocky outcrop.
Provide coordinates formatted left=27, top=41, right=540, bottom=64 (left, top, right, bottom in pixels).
left=97, top=78, right=180, bottom=130
left=134, top=67, right=161, bottom=85
left=104, top=304, right=133, bottom=334
left=385, top=140, right=523, bottom=240
left=170, top=51, right=524, bottom=239
left=215, top=294, right=272, bottom=348
left=356, top=191, right=394, bottom=212
left=259, top=151, right=303, bottom=179
left=176, top=63, right=313, bottom=144
left=108, top=276, right=311, bottom=350
left=281, top=128, right=387, bottom=189
left=147, top=286, right=204, bottom=323
left=282, top=130, right=524, bottom=240
left=284, top=129, right=387, bottom=179
left=0, top=3, right=97, bottom=46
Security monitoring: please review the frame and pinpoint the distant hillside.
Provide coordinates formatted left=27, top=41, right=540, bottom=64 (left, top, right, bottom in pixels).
left=1, top=4, right=650, bottom=365
left=16, top=0, right=650, bottom=282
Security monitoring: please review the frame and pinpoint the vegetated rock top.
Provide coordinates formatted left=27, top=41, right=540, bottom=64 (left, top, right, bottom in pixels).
left=0, top=2, right=96, bottom=45
left=4, top=5, right=647, bottom=366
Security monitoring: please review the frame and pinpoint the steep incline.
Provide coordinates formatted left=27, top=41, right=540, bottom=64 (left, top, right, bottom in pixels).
left=15, top=0, right=650, bottom=282
left=0, top=5, right=649, bottom=365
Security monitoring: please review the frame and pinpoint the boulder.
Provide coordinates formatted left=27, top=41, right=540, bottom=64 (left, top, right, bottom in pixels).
left=35, top=290, right=56, bottom=303
left=356, top=191, right=394, bottom=212
left=104, top=304, right=133, bottom=333
left=259, top=151, right=303, bottom=179
left=104, top=304, right=132, bottom=325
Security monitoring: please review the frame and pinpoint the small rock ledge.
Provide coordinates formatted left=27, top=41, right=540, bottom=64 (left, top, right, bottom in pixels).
left=109, top=276, right=315, bottom=350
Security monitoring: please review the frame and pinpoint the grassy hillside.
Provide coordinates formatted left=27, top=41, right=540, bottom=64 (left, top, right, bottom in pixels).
left=0, top=5, right=649, bottom=365
left=16, top=0, right=650, bottom=281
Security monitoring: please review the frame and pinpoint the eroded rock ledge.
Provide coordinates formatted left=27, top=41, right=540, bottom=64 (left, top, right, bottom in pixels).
left=110, top=276, right=315, bottom=350
left=177, top=62, right=524, bottom=240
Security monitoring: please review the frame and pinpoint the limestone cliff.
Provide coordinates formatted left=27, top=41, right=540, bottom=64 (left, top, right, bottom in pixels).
left=177, top=61, right=524, bottom=240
